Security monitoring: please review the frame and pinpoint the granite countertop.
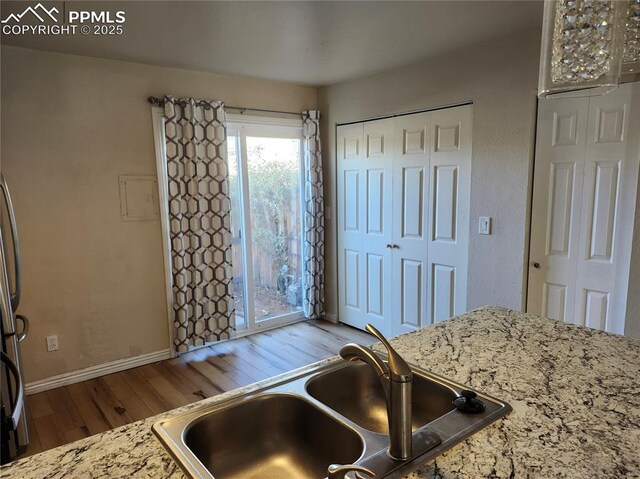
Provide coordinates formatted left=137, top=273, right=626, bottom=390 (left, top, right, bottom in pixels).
left=2, top=306, right=639, bottom=478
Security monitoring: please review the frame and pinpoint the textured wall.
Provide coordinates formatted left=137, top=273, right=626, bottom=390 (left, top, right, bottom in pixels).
left=1, top=46, right=317, bottom=382
left=318, top=29, right=542, bottom=319
left=626, top=170, right=640, bottom=339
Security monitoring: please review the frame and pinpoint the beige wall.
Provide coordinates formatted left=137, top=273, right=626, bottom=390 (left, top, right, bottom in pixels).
left=1, top=46, right=317, bottom=382
left=626, top=170, right=640, bottom=339
left=318, top=29, right=542, bottom=318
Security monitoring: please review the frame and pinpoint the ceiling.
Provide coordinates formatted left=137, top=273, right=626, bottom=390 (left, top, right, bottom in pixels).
left=1, top=1, right=543, bottom=87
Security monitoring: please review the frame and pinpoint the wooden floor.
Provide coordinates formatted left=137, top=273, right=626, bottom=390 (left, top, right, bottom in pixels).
left=19, top=320, right=371, bottom=459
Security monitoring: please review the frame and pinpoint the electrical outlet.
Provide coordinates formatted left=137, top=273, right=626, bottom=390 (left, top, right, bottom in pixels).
left=46, top=335, right=58, bottom=352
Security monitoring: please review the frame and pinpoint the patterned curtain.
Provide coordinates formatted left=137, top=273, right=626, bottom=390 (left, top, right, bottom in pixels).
left=164, top=95, right=235, bottom=353
left=302, top=111, right=325, bottom=319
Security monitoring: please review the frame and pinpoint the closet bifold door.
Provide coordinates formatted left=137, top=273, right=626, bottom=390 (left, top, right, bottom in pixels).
left=338, top=105, right=472, bottom=336
left=526, top=96, right=589, bottom=325
left=361, top=119, right=394, bottom=336
left=575, top=83, right=640, bottom=334
left=337, top=119, right=394, bottom=335
left=527, top=82, right=639, bottom=334
left=337, top=123, right=365, bottom=332
left=390, top=112, right=430, bottom=336
left=427, top=106, right=472, bottom=325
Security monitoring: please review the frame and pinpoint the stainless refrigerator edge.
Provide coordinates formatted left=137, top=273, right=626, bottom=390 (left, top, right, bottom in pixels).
left=0, top=174, right=29, bottom=463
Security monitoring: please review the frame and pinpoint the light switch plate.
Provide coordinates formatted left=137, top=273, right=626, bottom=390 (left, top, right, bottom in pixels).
left=479, top=216, right=491, bottom=235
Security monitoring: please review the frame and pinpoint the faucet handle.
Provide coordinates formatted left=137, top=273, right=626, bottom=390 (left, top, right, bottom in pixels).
left=365, top=324, right=412, bottom=382
left=327, top=464, right=375, bottom=479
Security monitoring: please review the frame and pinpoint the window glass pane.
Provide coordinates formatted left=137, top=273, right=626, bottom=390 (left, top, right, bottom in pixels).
left=246, top=136, right=303, bottom=321
left=227, top=135, right=246, bottom=326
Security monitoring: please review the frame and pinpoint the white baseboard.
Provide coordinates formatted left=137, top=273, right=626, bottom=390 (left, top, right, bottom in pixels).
left=323, top=312, right=338, bottom=323
left=25, top=349, right=172, bottom=395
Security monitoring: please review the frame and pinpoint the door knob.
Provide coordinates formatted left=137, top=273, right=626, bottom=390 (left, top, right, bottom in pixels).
left=532, top=262, right=541, bottom=269
left=386, top=244, right=393, bottom=249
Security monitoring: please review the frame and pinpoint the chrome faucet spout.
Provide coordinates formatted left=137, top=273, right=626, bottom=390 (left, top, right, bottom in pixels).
left=365, top=324, right=412, bottom=383
left=338, top=325, right=413, bottom=461
left=340, top=344, right=389, bottom=379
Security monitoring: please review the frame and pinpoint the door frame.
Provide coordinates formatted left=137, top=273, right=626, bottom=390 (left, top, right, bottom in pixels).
left=151, top=107, right=177, bottom=357
left=227, top=116, right=306, bottom=334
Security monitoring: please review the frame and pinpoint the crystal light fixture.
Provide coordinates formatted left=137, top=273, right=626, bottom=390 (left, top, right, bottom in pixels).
left=538, top=0, right=638, bottom=97
left=624, top=0, right=640, bottom=73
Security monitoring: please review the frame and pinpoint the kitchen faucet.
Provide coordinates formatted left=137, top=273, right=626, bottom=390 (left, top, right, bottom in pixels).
left=339, top=324, right=413, bottom=460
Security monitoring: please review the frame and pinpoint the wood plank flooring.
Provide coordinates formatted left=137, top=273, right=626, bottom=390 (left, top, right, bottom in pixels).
left=19, top=319, right=371, bottom=459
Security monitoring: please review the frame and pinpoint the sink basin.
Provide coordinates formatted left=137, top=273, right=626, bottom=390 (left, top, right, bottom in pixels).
left=154, top=359, right=511, bottom=479
left=306, top=362, right=457, bottom=434
left=158, top=394, right=363, bottom=479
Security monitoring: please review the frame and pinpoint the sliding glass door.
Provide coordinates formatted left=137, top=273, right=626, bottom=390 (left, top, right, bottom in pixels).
left=228, top=119, right=305, bottom=333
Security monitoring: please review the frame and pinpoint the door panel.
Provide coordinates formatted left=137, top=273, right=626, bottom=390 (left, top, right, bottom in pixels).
left=344, top=170, right=360, bottom=231
left=401, top=167, right=425, bottom=238
left=432, top=165, right=458, bottom=242
left=344, top=249, right=360, bottom=309
left=586, top=160, right=619, bottom=261
left=582, top=289, right=608, bottom=330
left=338, top=120, right=393, bottom=334
left=528, top=97, right=589, bottom=325
left=338, top=124, right=365, bottom=327
left=432, top=264, right=455, bottom=323
left=366, top=253, right=384, bottom=318
left=573, top=83, right=639, bottom=333
left=401, top=259, right=422, bottom=328
left=391, top=112, right=430, bottom=336
left=360, top=119, right=394, bottom=334
left=427, top=106, right=472, bottom=324
left=528, top=83, right=640, bottom=334
left=366, top=169, right=384, bottom=234
left=546, top=162, right=574, bottom=256
left=542, top=282, right=567, bottom=321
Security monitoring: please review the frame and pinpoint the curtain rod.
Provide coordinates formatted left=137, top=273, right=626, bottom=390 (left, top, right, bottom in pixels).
left=335, top=100, right=474, bottom=126
left=147, top=96, right=301, bottom=117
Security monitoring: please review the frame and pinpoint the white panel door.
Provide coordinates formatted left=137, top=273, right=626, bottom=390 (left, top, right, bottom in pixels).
left=528, top=82, right=640, bottom=334
left=427, top=105, right=472, bottom=323
left=337, top=120, right=394, bottom=334
left=391, top=112, right=430, bottom=336
left=337, top=106, right=472, bottom=336
left=338, top=123, right=365, bottom=331
left=527, top=97, right=589, bottom=324
left=573, top=83, right=640, bottom=333
left=362, top=119, right=395, bottom=335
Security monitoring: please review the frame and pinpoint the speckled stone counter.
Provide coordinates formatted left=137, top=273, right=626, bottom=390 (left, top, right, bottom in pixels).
left=2, top=307, right=639, bottom=478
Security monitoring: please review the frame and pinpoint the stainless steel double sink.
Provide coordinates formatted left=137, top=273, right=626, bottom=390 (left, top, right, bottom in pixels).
left=153, top=357, right=511, bottom=479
